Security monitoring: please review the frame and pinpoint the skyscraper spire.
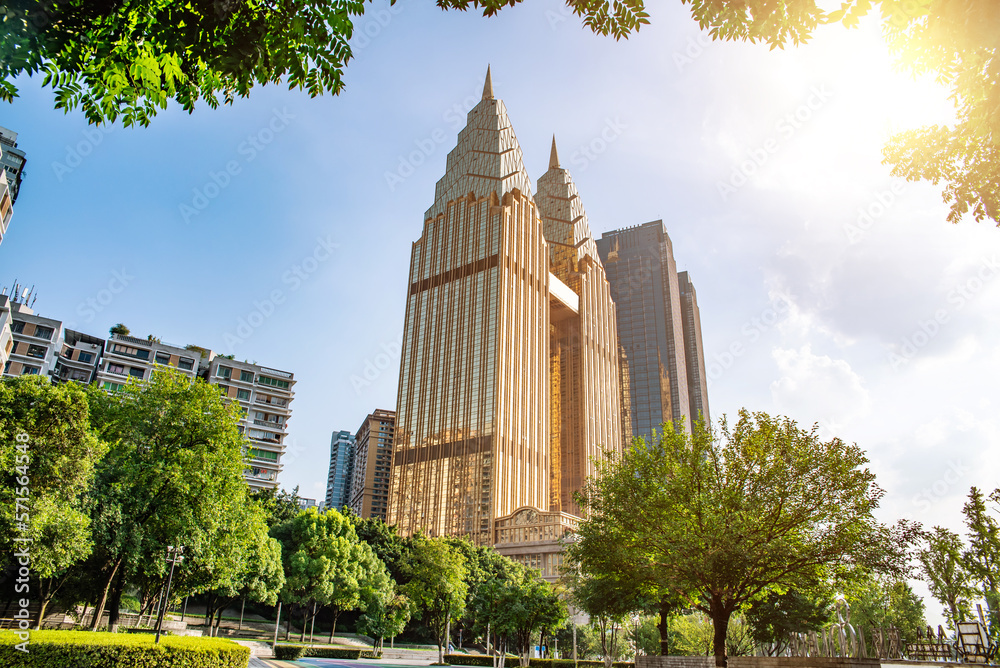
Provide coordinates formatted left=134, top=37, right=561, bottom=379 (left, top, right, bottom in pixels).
left=549, top=135, right=560, bottom=170
left=482, top=65, right=494, bottom=100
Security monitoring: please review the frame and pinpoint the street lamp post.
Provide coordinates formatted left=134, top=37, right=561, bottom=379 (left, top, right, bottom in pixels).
left=155, top=545, right=184, bottom=644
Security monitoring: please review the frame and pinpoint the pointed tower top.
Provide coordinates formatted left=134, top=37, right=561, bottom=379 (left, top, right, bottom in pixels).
left=482, top=65, right=494, bottom=100
left=549, top=135, right=560, bottom=170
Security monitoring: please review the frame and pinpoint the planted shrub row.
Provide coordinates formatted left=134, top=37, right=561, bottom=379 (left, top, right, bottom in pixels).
left=444, top=656, right=634, bottom=668
left=273, top=644, right=364, bottom=660
left=0, top=630, right=251, bottom=668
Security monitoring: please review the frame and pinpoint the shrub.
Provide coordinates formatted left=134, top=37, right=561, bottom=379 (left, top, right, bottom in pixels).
left=444, top=654, right=520, bottom=667
left=274, top=644, right=363, bottom=659
left=0, top=630, right=250, bottom=668
left=274, top=644, right=306, bottom=659
left=361, top=650, right=383, bottom=659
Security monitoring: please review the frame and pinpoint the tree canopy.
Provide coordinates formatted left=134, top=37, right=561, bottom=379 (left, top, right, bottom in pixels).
left=570, top=410, right=917, bottom=667
left=4, top=1, right=995, bottom=223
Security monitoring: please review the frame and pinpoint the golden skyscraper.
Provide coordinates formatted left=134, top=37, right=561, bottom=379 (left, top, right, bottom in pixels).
left=388, top=70, right=624, bottom=573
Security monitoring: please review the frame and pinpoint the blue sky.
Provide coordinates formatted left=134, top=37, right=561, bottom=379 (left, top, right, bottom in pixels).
left=2, top=0, right=999, bottom=620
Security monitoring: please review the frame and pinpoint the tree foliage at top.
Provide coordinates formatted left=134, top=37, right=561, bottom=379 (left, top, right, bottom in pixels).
left=571, top=410, right=917, bottom=667
left=1, top=0, right=366, bottom=127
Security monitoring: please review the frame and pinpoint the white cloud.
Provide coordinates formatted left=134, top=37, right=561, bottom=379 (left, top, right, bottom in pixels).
left=770, top=345, right=871, bottom=433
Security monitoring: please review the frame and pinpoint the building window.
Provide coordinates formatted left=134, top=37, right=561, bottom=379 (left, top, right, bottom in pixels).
left=218, top=385, right=229, bottom=395
left=237, top=389, right=250, bottom=401
left=32, top=325, right=54, bottom=340
left=178, top=358, right=194, bottom=370
left=240, top=370, right=254, bottom=382
left=10, top=321, right=24, bottom=334
left=107, top=363, right=125, bottom=375
left=101, top=381, right=124, bottom=392
left=155, top=352, right=170, bottom=365
left=26, top=344, right=46, bottom=359
left=22, top=366, right=40, bottom=375
left=79, top=352, right=93, bottom=364
left=128, top=367, right=144, bottom=379
left=258, top=375, right=290, bottom=389
left=111, top=344, right=150, bottom=360
left=217, top=365, right=232, bottom=379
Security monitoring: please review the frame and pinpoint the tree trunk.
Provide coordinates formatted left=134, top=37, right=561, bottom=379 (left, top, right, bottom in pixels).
left=285, top=603, right=292, bottom=641
left=658, top=598, right=672, bottom=655
left=90, top=559, right=122, bottom=630
left=107, top=568, right=126, bottom=629
left=238, top=597, right=245, bottom=631
left=711, top=606, right=731, bottom=668
left=299, top=603, right=307, bottom=642
left=215, top=606, right=226, bottom=636
left=329, top=608, right=341, bottom=643
left=309, top=601, right=317, bottom=642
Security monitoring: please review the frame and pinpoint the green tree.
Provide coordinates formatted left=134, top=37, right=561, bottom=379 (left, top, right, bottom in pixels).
left=573, top=411, right=916, bottom=667
left=108, top=323, right=130, bottom=336
left=177, top=498, right=285, bottom=636
left=402, top=536, right=469, bottom=664
left=918, top=526, right=974, bottom=631
left=357, top=583, right=411, bottom=652
left=82, top=368, right=248, bottom=630
left=354, top=514, right=410, bottom=584
left=2, top=0, right=653, bottom=128
left=571, top=573, right=638, bottom=668
left=271, top=506, right=381, bottom=642
left=962, top=487, right=1000, bottom=640
left=497, top=569, right=567, bottom=667
left=843, top=576, right=927, bottom=648
left=0, top=376, right=107, bottom=627
left=743, top=586, right=834, bottom=655
left=252, top=486, right=304, bottom=529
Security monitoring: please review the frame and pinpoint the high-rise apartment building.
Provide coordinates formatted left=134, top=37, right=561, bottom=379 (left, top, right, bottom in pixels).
left=0, top=156, right=12, bottom=247
left=204, top=357, right=295, bottom=490
left=0, top=290, right=295, bottom=490
left=325, top=429, right=356, bottom=510
left=95, top=334, right=200, bottom=391
left=388, top=71, right=625, bottom=578
left=0, top=127, right=27, bottom=204
left=350, top=409, right=395, bottom=522
left=0, top=297, right=12, bottom=371
left=596, top=221, right=710, bottom=437
left=55, top=330, right=106, bottom=384
left=1, top=288, right=63, bottom=380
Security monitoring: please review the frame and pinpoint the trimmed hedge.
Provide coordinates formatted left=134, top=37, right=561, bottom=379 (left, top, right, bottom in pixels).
left=444, top=656, right=634, bottom=668
left=0, top=630, right=250, bottom=668
left=274, top=644, right=364, bottom=659
left=274, top=644, right=306, bottom=660
left=361, top=650, right=383, bottom=659
left=444, top=654, right=528, bottom=667
left=531, top=660, right=634, bottom=668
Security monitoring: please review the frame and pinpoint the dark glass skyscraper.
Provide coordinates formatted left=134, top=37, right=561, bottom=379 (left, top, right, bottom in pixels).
left=596, top=221, right=709, bottom=437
